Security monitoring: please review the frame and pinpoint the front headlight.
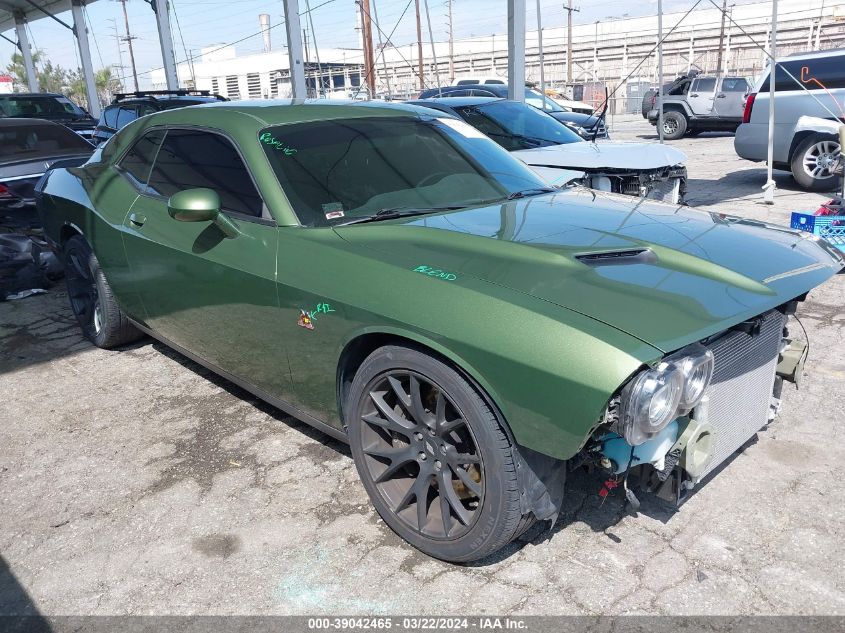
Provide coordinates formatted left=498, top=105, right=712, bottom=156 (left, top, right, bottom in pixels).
left=673, top=343, right=714, bottom=413
left=619, top=362, right=684, bottom=445
left=617, top=344, right=714, bottom=446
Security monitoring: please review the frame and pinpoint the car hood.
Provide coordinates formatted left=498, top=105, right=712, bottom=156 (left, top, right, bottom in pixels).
left=548, top=112, right=600, bottom=127
left=513, top=142, right=687, bottom=171
left=335, top=189, right=843, bottom=352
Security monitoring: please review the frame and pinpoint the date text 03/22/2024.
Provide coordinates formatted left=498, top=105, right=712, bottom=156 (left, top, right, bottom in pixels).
left=307, top=617, right=528, bottom=630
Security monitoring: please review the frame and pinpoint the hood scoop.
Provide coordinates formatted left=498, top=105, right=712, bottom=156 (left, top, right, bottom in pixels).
left=575, top=248, right=657, bottom=267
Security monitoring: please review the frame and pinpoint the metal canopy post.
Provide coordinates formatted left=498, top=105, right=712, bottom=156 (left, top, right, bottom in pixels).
left=71, top=0, right=101, bottom=117
left=153, top=0, right=179, bottom=90
left=763, top=0, right=778, bottom=204
left=657, top=0, right=664, bottom=144
left=282, top=0, right=307, bottom=99
left=13, top=12, right=39, bottom=92
left=506, top=0, right=525, bottom=101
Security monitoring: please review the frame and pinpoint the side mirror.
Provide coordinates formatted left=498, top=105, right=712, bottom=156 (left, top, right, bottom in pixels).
left=168, top=187, right=220, bottom=222
left=167, top=188, right=238, bottom=238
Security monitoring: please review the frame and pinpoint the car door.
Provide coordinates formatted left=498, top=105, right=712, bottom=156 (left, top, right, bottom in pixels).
left=714, top=77, right=749, bottom=119
left=686, top=77, right=717, bottom=115
left=119, top=126, right=293, bottom=400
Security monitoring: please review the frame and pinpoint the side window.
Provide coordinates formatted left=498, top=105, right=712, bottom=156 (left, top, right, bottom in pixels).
left=101, top=106, right=119, bottom=129
left=146, top=129, right=263, bottom=218
left=116, top=106, right=139, bottom=130
left=692, top=77, right=717, bottom=93
left=761, top=55, right=845, bottom=92
left=118, top=129, right=166, bottom=188
left=721, top=78, right=749, bottom=92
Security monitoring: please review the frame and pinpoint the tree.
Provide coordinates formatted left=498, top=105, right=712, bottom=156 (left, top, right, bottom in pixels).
left=6, top=49, right=44, bottom=89
left=7, top=51, right=122, bottom=111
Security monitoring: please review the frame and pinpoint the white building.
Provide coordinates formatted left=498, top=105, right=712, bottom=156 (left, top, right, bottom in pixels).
left=151, top=43, right=364, bottom=99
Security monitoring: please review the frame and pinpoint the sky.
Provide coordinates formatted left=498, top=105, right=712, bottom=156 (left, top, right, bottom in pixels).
left=1, top=0, right=773, bottom=90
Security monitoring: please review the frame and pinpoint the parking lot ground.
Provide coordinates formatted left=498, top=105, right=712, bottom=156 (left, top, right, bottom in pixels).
left=2, top=118, right=844, bottom=616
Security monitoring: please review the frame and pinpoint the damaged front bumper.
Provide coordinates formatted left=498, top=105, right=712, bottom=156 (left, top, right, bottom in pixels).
left=581, top=307, right=806, bottom=508
left=584, top=165, right=688, bottom=205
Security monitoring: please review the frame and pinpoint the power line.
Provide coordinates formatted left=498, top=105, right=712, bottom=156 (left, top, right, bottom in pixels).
left=133, top=0, right=339, bottom=79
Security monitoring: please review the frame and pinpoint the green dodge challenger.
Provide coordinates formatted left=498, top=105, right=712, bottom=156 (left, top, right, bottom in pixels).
left=36, top=101, right=844, bottom=562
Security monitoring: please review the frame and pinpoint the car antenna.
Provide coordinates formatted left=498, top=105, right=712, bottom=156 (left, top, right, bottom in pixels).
left=591, top=86, right=609, bottom=144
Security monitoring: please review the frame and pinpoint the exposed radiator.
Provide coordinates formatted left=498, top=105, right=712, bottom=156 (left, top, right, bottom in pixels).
left=696, top=309, right=785, bottom=479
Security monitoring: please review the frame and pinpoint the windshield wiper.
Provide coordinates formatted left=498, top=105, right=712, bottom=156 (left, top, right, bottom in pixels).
left=506, top=187, right=556, bottom=200
left=336, top=205, right=466, bottom=226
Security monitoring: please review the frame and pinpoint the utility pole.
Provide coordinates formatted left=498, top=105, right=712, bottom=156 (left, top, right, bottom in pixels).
left=564, top=1, right=580, bottom=84
left=305, top=0, right=324, bottom=96
left=119, top=0, right=139, bottom=92
left=110, top=18, right=127, bottom=90
left=716, top=0, right=727, bottom=74
left=415, top=0, right=424, bottom=89
left=359, top=0, right=376, bottom=98
left=302, top=28, right=311, bottom=96
left=446, top=0, right=454, bottom=83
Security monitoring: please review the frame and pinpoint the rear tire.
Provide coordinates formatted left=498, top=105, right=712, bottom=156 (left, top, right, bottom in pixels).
left=661, top=111, right=687, bottom=140
left=790, top=133, right=841, bottom=191
left=64, top=235, right=142, bottom=349
left=346, top=345, right=533, bottom=562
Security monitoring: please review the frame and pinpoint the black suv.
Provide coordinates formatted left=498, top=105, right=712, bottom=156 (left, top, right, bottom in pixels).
left=92, top=90, right=227, bottom=145
left=0, top=93, right=97, bottom=141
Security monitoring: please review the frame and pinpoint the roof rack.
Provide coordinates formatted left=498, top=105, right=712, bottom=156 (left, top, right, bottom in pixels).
left=112, top=89, right=227, bottom=102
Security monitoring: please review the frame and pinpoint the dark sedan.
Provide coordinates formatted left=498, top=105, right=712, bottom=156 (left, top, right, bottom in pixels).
left=417, top=84, right=608, bottom=139
left=0, top=119, right=93, bottom=210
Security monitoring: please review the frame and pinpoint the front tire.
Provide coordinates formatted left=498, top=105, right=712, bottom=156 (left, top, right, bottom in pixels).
left=346, top=345, right=532, bottom=562
left=64, top=235, right=142, bottom=349
left=791, top=134, right=841, bottom=191
left=661, top=111, right=687, bottom=140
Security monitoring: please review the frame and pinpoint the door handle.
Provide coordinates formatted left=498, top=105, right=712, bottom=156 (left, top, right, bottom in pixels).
left=129, top=212, right=147, bottom=227
left=690, top=93, right=699, bottom=97
left=716, top=93, right=727, bottom=98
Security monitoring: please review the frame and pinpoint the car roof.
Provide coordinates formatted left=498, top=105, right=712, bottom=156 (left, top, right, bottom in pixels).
left=0, top=117, right=65, bottom=128
left=0, top=93, right=65, bottom=98
left=785, top=47, right=845, bottom=59
left=138, top=99, right=439, bottom=128
left=111, top=95, right=223, bottom=105
left=413, top=96, right=505, bottom=107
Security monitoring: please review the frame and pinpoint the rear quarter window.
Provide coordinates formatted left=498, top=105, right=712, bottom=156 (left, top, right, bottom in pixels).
left=0, top=123, right=92, bottom=158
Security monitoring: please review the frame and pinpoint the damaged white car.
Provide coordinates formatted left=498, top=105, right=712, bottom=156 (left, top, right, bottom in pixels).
left=411, top=96, right=688, bottom=204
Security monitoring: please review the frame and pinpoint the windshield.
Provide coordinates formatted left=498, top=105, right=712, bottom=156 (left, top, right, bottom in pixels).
left=453, top=100, right=583, bottom=151
left=260, top=116, right=549, bottom=227
left=524, top=89, right=565, bottom=112
left=0, top=95, right=87, bottom=118
left=0, top=122, right=92, bottom=159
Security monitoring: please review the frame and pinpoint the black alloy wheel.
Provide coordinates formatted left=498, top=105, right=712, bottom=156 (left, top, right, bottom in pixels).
left=65, top=241, right=104, bottom=341
left=357, top=370, right=484, bottom=539
left=63, top=235, right=141, bottom=348
left=347, top=345, right=533, bottom=562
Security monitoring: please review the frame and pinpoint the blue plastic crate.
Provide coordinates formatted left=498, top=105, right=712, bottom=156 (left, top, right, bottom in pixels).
left=790, top=212, right=845, bottom=251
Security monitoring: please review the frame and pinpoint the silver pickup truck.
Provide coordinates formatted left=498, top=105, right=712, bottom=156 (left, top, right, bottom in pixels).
left=647, top=75, right=751, bottom=140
